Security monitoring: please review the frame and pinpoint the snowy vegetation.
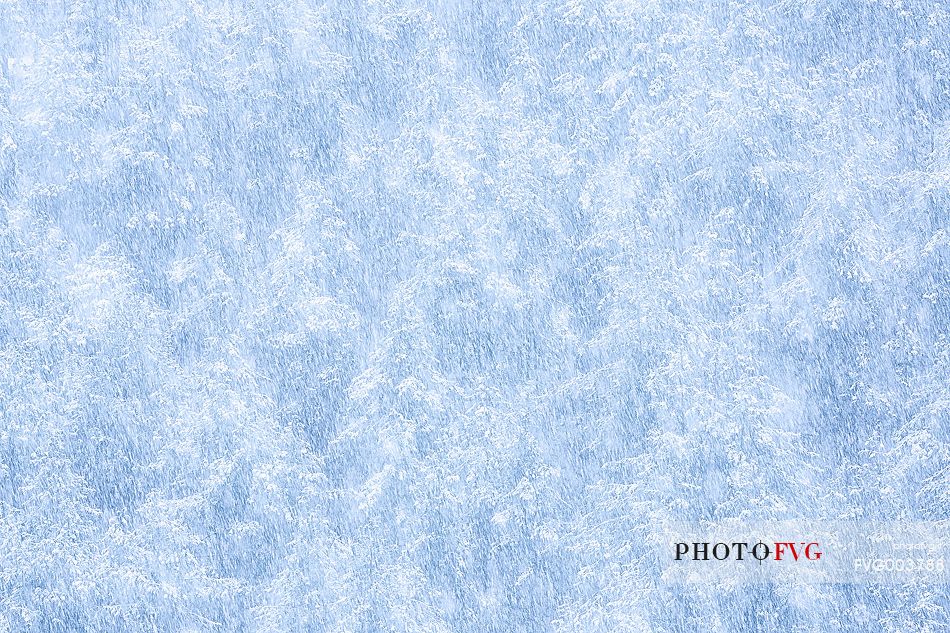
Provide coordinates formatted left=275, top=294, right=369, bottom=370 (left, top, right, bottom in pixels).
left=1, top=0, right=948, bottom=630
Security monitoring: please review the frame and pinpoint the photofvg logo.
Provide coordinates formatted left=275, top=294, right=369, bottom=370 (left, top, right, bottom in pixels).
left=658, top=521, right=949, bottom=584
left=675, top=541, right=822, bottom=563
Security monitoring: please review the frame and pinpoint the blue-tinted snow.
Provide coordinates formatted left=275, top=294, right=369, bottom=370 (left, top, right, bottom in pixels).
left=1, top=1, right=949, bottom=631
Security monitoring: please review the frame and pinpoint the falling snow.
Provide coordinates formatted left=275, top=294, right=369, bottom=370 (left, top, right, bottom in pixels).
left=1, top=1, right=949, bottom=631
